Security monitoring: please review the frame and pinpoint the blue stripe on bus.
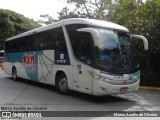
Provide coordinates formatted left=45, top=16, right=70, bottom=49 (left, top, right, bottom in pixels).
left=7, top=51, right=43, bottom=81
left=101, top=70, right=140, bottom=77
left=101, top=71, right=124, bottom=76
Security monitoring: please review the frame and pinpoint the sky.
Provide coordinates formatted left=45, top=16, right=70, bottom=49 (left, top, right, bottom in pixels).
left=0, top=0, right=71, bottom=21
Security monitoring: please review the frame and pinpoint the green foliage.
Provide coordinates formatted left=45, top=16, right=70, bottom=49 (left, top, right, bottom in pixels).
left=54, top=0, right=109, bottom=20
left=110, top=0, right=160, bottom=86
left=57, top=7, right=82, bottom=20
left=38, top=14, right=57, bottom=25
left=39, top=0, right=111, bottom=24
left=0, top=9, right=41, bottom=49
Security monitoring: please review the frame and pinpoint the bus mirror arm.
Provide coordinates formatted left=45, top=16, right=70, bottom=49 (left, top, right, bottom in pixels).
left=131, top=34, right=148, bottom=50
left=77, top=28, right=101, bottom=46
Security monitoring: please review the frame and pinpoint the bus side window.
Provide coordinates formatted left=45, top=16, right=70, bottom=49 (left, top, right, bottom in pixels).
left=79, top=33, right=92, bottom=65
left=66, top=24, right=93, bottom=65
left=66, top=24, right=88, bottom=59
left=50, top=27, right=67, bottom=53
left=5, top=41, right=11, bottom=53
left=10, top=39, right=18, bottom=52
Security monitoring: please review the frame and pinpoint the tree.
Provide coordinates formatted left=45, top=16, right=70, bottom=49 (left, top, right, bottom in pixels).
left=39, top=0, right=113, bottom=25
left=38, top=14, right=57, bottom=25
left=57, top=0, right=112, bottom=20
left=57, top=7, right=80, bottom=20
left=110, top=0, right=160, bottom=86
left=0, top=9, right=41, bottom=49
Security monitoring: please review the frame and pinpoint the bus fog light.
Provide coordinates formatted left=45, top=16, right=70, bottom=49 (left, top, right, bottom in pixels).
left=102, top=78, right=113, bottom=83
left=100, top=86, right=107, bottom=92
left=135, top=76, right=140, bottom=81
left=103, top=78, right=109, bottom=83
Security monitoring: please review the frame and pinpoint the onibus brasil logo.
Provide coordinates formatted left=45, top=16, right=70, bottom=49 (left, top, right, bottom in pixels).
left=23, top=52, right=35, bottom=70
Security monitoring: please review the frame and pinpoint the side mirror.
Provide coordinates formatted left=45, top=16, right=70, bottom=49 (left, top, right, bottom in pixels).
left=77, top=28, right=101, bottom=46
left=131, top=34, right=148, bottom=50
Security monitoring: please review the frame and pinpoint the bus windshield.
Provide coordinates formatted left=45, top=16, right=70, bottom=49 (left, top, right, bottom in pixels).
left=95, top=28, right=138, bottom=72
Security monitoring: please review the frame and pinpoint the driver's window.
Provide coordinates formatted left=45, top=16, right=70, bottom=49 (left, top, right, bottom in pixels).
left=79, top=34, right=92, bottom=65
left=66, top=24, right=93, bottom=65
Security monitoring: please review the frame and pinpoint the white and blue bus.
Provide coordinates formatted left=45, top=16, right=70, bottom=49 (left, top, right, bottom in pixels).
left=4, top=18, right=148, bottom=96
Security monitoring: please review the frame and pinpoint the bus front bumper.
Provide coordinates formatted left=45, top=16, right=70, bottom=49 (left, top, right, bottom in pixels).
left=92, top=78, right=140, bottom=96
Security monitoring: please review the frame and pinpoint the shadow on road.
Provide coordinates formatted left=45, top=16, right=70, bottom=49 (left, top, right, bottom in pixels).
left=6, top=77, right=136, bottom=102
left=2, top=77, right=139, bottom=117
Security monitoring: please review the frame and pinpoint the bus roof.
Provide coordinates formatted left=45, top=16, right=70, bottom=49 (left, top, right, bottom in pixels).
left=6, top=18, right=129, bottom=41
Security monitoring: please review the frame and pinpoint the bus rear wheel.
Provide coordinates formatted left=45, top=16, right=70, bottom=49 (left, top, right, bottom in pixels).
left=56, top=74, right=69, bottom=94
left=12, top=68, right=18, bottom=81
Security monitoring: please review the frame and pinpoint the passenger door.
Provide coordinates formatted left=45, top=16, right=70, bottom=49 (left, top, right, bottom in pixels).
left=65, top=25, right=94, bottom=94
left=76, top=37, right=93, bottom=94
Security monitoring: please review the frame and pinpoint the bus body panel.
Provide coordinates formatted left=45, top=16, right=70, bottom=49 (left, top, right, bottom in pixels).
left=4, top=50, right=73, bottom=88
left=4, top=62, right=12, bottom=75
left=74, top=62, right=93, bottom=94
left=92, top=69, right=140, bottom=96
left=93, top=78, right=140, bottom=96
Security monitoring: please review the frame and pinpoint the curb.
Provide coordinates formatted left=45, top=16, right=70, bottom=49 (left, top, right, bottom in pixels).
left=139, top=86, right=160, bottom=91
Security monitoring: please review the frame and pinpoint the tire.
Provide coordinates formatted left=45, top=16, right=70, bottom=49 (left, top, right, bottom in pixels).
left=56, top=74, right=69, bottom=94
left=12, top=68, right=18, bottom=81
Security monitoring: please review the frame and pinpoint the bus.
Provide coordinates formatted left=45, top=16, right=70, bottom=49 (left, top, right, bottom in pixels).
left=4, top=18, right=148, bottom=96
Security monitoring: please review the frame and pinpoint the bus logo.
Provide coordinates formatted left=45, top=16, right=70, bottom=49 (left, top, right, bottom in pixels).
left=23, top=53, right=35, bottom=69
left=129, top=74, right=134, bottom=80
left=1, top=112, right=12, bottom=119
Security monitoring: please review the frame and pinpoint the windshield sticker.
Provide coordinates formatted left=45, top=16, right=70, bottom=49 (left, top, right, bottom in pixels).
left=77, top=64, right=81, bottom=71
left=97, top=29, right=114, bottom=34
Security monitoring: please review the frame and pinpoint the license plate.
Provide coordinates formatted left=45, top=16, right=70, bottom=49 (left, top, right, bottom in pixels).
left=120, top=87, right=128, bottom=92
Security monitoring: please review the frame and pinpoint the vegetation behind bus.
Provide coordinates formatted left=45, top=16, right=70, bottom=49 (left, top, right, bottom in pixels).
left=0, top=9, right=41, bottom=50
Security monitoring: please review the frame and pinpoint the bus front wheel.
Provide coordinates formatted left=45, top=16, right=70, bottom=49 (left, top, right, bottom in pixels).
left=12, top=68, right=18, bottom=81
left=56, top=74, right=69, bottom=94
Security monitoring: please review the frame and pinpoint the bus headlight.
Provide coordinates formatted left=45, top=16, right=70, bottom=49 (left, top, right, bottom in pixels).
left=93, top=74, right=101, bottom=80
left=99, top=77, right=113, bottom=83
left=102, top=78, right=109, bottom=83
left=93, top=74, right=113, bottom=83
left=134, top=76, right=140, bottom=81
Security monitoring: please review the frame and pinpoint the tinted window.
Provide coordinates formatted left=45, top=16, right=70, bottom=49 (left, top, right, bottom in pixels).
left=66, top=24, right=93, bottom=65
left=33, top=27, right=66, bottom=51
left=50, top=27, right=67, bottom=52
left=5, top=40, right=18, bottom=53
left=5, top=27, right=67, bottom=53
left=18, top=37, right=28, bottom=52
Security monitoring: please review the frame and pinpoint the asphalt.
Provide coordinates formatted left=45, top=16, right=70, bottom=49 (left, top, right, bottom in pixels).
left=0, top=70, right=160, bottom=120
